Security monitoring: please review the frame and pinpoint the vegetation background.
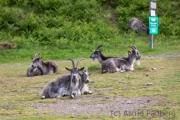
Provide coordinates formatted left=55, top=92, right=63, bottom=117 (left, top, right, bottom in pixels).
left=0, top=0, right=180, bottom=63
left=0, top=0, right=180, bottom=120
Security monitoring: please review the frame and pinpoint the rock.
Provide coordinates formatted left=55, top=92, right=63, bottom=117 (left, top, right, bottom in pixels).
left=126, top=100, right=133, bottom=104
left=147, top=99, right=150, bottom=103
left=105, top=96, right=110, bottom=99
left=152, top=68, right=156, bottom=70
left=147, top=83, right=153, bottom=86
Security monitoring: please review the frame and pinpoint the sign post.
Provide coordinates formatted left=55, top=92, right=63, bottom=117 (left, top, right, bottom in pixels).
left=149, top=0, right=158, bottom=49
left=149, top=16, right=158, bottom=34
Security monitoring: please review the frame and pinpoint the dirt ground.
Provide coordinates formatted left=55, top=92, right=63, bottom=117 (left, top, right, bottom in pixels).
left=30, top=96, right=159, bottom=116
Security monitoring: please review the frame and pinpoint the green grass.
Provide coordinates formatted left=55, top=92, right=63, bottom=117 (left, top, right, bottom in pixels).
left=0, top=34, right=180, bottom=63
left=0, top=56, right=180, bottom=120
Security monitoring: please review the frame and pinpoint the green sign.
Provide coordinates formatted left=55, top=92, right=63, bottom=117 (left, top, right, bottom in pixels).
left=149, top=16, right=158, bottom=34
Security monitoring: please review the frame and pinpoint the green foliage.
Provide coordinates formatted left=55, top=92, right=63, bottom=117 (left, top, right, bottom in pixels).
left=115, top=1, right=149, bottom=30
left=0, top=7, right=20, bottom=30
left=0, top=0, right=180, bottom=63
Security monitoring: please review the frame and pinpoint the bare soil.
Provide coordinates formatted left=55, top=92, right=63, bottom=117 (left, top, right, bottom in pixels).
left=30, top=95, right=159, bottom=116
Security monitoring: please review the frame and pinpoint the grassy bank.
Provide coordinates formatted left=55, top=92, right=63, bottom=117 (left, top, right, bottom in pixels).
left=0, top=56, right=180, bottom=120
left=1, top=34, right=180, bottom=63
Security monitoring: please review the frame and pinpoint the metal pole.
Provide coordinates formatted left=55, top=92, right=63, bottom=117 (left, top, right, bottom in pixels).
left=150, top=34, right=153, bottom=48
left=149, top=0, right=153, bottom=49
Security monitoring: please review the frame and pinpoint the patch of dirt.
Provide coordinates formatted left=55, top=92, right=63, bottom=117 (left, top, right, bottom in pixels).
left=0, top=42, right=14, bottom=50
left=30, top=96, right=159, bottom=116
left=142, top=53, right=180, bottom=59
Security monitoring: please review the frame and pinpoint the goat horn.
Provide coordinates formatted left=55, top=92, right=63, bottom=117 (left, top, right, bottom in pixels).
left=132, top=46, right=136, bottom=49
left=68, top=58, right=75, bottom=68
left=129, top=46, right=136, bottom=50
left=76, top=58, right=85, bottom=68
left=34, top=52, right=40, bottom=58
left=95, top=44, right=103, bottom=50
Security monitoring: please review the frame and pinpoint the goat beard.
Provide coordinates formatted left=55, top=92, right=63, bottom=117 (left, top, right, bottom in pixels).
left=135, top=60, right=140, bottom=66
left=92, top=58, right=95, bottom=63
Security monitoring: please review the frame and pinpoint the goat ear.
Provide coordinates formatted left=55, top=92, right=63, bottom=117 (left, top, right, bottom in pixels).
left=65, top=67, right=71, bottom=71
left=79, top=67, right=84, bottom=71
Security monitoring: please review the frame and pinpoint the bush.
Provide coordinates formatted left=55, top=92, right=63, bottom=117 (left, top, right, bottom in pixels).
left=0, top=0, right=180, bottom=50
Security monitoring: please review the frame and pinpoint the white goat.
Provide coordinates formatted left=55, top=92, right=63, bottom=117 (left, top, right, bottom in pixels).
left=27, top=52, right=58, bottom=77
left=127, top=17, right=149, bottom=34
left=80, top=68, right=92, bottom=95
left=101, top=46, right=141, bottom=73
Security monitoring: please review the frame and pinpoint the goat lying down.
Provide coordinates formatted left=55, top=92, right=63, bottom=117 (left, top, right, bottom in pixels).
left=101, top=46, right=141, bottom=73
left=27, top=52, right=58, bottom=77
left=90, top=44, right=118, bottom=64
left=41, top=58, right=92, bottom=99
left=80, top=68, right=92, bottom=95
left=127, top=17, right=149, bottom=34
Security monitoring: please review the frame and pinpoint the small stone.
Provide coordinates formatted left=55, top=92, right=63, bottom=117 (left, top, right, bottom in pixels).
left=126, top=100, right=133, bottom=104
left=152, top=68, right=156, bottom=70
left=105, top=96, right=110, bottom=99
left=147, top=83, right=153, bottom=86
left=146, top=74, right=149, bottom=76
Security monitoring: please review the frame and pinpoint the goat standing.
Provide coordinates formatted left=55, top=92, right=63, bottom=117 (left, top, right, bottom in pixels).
left=41, top=58, right=85, bottom=99
left=127, top=17, right=149, bottom=34
left=27, top=52, right=58, bottom=77
left=101, top=46, right=141, bottom=73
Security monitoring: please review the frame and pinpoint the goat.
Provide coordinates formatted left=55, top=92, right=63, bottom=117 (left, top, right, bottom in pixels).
left=80, top=68, right=92, bottom=95
left=101, top=46, right=141, bottom=74
left=127, top=17, right=149, bottom=34
left=41, top=58, right=85, bottom=99
left=27, top=66, right=42, bottom=77
left=26, top=52, right=58, bottom=77
left=90, top=45, right=117, bottom=64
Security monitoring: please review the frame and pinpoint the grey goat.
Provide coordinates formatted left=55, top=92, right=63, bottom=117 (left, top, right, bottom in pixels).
left=27, top=52, right=58, bottom=77
left=101, top=46, right=141, bottom=74
left=90, top=45, right=117, bottom=64
left=127, top=17, right=149, bottom=34
left=41, top=58, right=85, bottom=99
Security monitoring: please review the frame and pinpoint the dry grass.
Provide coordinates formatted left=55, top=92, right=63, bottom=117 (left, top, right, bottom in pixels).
left=0, top=56, right=180, bottom=120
